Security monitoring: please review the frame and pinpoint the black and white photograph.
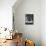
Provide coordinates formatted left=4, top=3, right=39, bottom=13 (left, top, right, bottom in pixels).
left=25, top=14, right=34, bottom=25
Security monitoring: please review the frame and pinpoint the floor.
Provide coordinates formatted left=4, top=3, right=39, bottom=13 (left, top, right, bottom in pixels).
left=0, top=39, right=16, bottom=46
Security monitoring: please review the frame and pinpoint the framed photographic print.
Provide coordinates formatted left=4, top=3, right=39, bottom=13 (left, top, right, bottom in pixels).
left=25, top=14, right=34, bottom=25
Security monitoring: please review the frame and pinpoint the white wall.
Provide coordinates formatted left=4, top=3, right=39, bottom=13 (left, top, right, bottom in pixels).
left=0, top=0, right=16, bottom=30
left=13, top=0, right=41, bottom=46
left=41, top=0, right=46, bottom=46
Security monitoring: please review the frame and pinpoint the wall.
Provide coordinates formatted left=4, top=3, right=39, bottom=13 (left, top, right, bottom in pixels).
left=0, top=0, right=16, bottom=30
left=41, top=0, right=46, bottom=46
left=13, top=0, right=41, bottom=46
